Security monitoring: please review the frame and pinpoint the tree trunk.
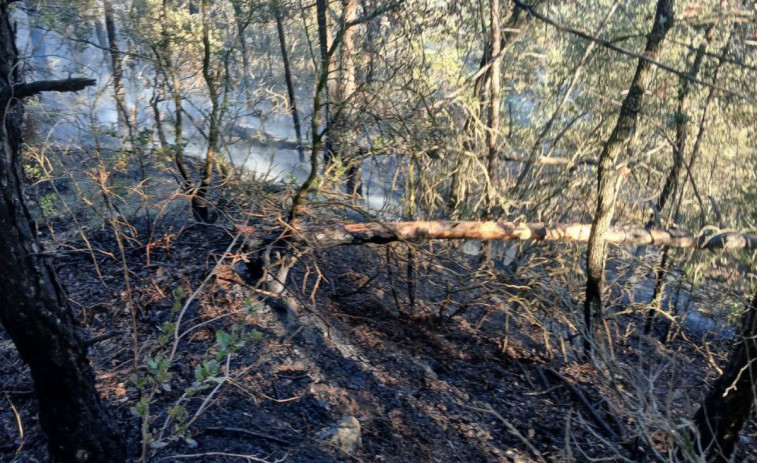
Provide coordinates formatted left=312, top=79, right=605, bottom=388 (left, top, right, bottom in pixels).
left=103, top=0, right=133, bottom=148
left=194, top=0, right=220, bottom=222
left=332, top=0, right=361, bottom=196
left=160, top=0, right=192, bottom=191
left=484, top=0, right=501, bottom=219
left=315, top=0, right=333, bottom=164
left=274, top=4, right=306, bottom=163
left=150, top=75, right=168, bottom=149
left=644, top=25, right=714, bottom=336
left=583, top=0, right=674, bottom=352
left=448, top=4, right=526, bottom=219
left=649, top=26, right=713, bottom=229
left=0, top=1, right=126, bottom=460
left=690, top=290, right=757, bottom=462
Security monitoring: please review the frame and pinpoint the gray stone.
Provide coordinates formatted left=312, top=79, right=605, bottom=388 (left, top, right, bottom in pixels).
left=316, top=416, right=362, bottom=455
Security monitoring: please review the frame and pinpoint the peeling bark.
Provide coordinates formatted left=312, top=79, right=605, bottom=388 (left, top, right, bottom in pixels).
left=237, top=221, right=757, bottom=251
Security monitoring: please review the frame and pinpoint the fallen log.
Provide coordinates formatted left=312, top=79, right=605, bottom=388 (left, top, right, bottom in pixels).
left=236, top=221, right=757, bottom=251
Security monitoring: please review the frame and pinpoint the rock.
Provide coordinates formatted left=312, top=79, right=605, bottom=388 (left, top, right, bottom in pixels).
left=316, top=416, right=362, bottom=455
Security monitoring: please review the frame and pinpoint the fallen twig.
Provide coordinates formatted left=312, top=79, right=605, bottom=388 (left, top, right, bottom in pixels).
left=543, top=368, right=621, bottom=441
left=203, top=426, right=290, bottom=445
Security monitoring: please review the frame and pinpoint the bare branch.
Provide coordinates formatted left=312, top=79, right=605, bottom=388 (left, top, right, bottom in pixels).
left=13, top=78, right=96, bottom=99
left=511, top=0, right=756, bottom=104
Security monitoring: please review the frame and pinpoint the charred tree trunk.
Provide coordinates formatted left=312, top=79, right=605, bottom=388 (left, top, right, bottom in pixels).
left=689, top=290, right=757, bottom=462
left=0, top=1, right=125, bottom=460
left=274, top=4, right=306, bottom=163
left=583, top=0, right=674, bottom=353
left=194, top=0, right=221, bottom=222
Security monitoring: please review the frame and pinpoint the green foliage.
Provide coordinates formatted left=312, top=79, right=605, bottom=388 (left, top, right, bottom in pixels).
left=128, top=285, right=266, bottom=457
left=38, top=193, right=58, bottom=217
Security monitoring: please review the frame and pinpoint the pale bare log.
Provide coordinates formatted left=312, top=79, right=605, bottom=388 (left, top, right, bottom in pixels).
left=237, top=221, right=757, bottom=251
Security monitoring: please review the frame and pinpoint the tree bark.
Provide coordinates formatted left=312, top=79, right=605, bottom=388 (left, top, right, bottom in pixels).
left=644, top=25, right=715, bottom=336
left=194, top=0, right=221, bottom=222
left=690, top=290, right=757, bottom=462
left=583, top=0, right=674, bottom=352
left=159, top=0, right=192, bottom=191
left=0, top=1, right=125, bottom=460
left=448, top=4, right=526, bottom=219
left=315, top=0, right=333, bottom=164
left=332, top=0, right=361, bottom=196
left=274, top=3, right=307, bottom=163
left=484, top=0, right=501, bottom=219
left=237, top=220, right=757, bottom=251
left=103, top=0, right=133, bottom=148
left=231, top=0, right=255, bottom=108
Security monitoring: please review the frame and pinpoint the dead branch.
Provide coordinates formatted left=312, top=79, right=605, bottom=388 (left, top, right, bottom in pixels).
left=203, top=427, right=289, bottom=445
left=510, top=0, right=755, bottom=104
left=542, top=368, right=621, bottom=441
left=503, top=155, right=597, bottom=166
left=237, top=221, right=757, bottom=251
left=12, top=78, right=96, bottom=99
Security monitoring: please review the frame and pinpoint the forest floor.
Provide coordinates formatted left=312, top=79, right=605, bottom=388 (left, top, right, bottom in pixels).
left=1, top=160, right=756, bottom=462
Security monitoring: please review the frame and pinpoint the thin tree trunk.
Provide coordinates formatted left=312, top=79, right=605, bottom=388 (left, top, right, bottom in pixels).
left=194, top=0, right=220, bottom=222
left=0, top=1, right=125, bottom=459
left=649, top=26, right=714, bottom=230
left=448, top=46, right=489, bottom=219
left=274, top=4, right=306, bottom=163
left=316, top=0, right=333, bottom=164
left=484, top=0, right=501, bottom=219
left=150, top=73, right=168, bottom=149
left=103, top=0, right=133, bottom=148
left=230, top=0, right=255, bottom=108
left=583, top=0, right=674, bottom=353
left=156, top=0, right=192, bottom=192
left=644, top=25, right=715, bottom=336
left=448, top=4, right=526, bottom=219
left=337, top=0, right=361, bottom=196
left=672, top=32, right=732, bottom=228
left=513, top=0, right=618, bottom=195
left=291, top=1, right=387, bottom=220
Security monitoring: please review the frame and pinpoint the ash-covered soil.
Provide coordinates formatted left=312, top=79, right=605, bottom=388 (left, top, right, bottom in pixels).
left=2, top=208, right=755, bottom=462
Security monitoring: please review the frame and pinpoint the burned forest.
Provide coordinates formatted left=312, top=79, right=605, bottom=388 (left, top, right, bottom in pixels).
left=1, top=0, right=757, bottom=462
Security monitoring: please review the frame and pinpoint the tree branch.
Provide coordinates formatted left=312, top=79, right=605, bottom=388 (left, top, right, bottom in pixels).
left=237, top=221, right=757, bottom=251
left=510, top=0, right=756, bottom=104
left=13, top=78, right=96, bottom=99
